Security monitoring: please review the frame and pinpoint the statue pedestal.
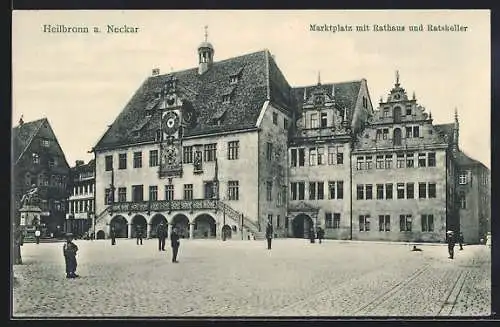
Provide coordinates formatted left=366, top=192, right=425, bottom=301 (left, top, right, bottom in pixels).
left=19, top=205, right=42, bottom=239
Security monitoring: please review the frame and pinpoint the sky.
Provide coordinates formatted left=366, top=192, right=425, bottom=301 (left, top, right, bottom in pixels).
left=12, top=10, right=490, bottom=168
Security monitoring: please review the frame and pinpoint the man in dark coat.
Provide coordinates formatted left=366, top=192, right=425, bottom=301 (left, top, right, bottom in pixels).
left=458, top=232, right=464, bottom=250
left=309, top=227, right=316, bottom=243
left=171, top=227, right=180, bottom=263
left=136, top=225, right=143, bottom=245
left=317, top=227, right=324, bottom=244
left=265, top=221, right=273, bottom=250
left=110, top=226, right=116, bottom=245
left=446, top=231, right=456, bottom=259
left=157, top=222, right=167, bottom=251
left=63, top=233, right=79, bottom=278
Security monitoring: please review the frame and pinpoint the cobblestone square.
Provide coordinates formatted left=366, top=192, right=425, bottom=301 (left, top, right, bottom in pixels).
left=12, top=239, right=491, bottom=317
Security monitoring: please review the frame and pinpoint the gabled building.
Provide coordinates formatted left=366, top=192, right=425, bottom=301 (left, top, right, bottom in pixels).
left=66, top=159, right=95, bottom=237
left=12, top=117, right=70, bottom=237
left=92, top=37, right=295, bottom=240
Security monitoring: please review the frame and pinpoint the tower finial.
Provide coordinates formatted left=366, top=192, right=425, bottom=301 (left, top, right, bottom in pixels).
left=317, top=71, right=321, bottom=85
left=396, top=70, right=400, bottom=85
left=412, top=91, right=416, bottom=100
left=454, top=107, right=458, bottom=122
left=204, top=25, right=208, bottom=42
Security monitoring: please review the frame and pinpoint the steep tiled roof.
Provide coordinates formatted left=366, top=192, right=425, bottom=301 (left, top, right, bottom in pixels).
left=94, top=50, right=295, bottom=150
left=434, top=123, right=454, bottom=144
left=12, top=118, right=46, bottom=165
left=292, top=81, right=362, bottom=119
left=455, top=151, right=483, bottom=167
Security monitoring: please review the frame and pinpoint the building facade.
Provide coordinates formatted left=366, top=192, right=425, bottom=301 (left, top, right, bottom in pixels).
left=12, top=117, right=70, bottom=237
left=66, top=159, right=95, bottom=237
left=90, top=37, right=489, bottom=243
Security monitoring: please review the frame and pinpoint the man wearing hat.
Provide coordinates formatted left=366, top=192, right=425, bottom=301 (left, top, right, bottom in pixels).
left=63, top=233, right=79, bottom=278
left=446, top=231, right=456, bottom=259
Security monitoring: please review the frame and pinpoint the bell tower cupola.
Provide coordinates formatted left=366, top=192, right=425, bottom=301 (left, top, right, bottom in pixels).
left=198, top=25, right=214, bottom=75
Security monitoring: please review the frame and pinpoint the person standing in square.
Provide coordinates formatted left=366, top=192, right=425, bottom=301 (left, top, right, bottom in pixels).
left=63, top=233, right=79, bottom=278
left=446, top=231, right=455, bottom=259
left=157, top=222, right=167, bottom=251
left=136, top=225, right=143, bottom=245
left=34, top=229, right=41, bottom=244
left=171, top=227, right=180, bottom=263
left=265, top=220, right=273, bottom=250
left=110, top=226, right=116, bottom=245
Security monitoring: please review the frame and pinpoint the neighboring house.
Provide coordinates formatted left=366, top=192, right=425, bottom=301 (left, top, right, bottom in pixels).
left=12, top=117, right=70, bottom=237
left=66, top=159, right=95, bottom=237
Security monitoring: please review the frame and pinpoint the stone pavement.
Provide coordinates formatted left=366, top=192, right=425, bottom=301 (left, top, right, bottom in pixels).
left=12, top=239, right=491, bottom=317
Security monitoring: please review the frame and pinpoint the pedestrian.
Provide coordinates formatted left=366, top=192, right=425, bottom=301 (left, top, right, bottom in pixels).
left=458, top=232, right=464, bottom=250
left=265, top=220, right=273, bottom=250
left=136, top=225, right=143, bottom=245
left=63, top=233, right=79, bottom=278
left=171, top=227, right=180, bottom=263
left=309, top=227, right=315, bottom=244
left=34, top=229, right=41, bottom=244
left=446, top=231, right=455, bottom=259
left=317, top=227, right=324, bottom=244
left=157, top=222, right=167, bottom=251
left=110, top=226, right=116, bottom=245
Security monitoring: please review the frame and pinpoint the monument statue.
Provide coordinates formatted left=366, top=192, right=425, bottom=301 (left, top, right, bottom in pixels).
left=20, top=184, right=40, bottom=207
left=193, top=151, right=203, bottom=172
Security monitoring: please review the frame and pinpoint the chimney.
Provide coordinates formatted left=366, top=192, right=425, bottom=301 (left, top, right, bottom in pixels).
left=152, top=68, right=160, bottom=76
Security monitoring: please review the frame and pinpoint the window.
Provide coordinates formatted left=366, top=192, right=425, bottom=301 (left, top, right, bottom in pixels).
left=325, top=213, right=333, bottom=228
left=385, top=154, right=393, bottom=169
left=406, top=153, right=415, bottom=168
left=419, top=182, right=427, bottom=199
left=309, top=182, right=316, bottom=200
left=406, top=107, right=412, bottom=116
left=155, top=130, right=162, bottom=142
left=298, top=182, right=305, bottom=200
left=376, top=130, right=382, bottom=141
left=291, top=182, right=297, bottom=200
left=317, top=147, right=325, bottom=165
left=357, top=184, right=364, bottom=200
left=204, top=144, right=217, bottom=162
left=421, top=214, right=434, bottom=232
left=149, top=150, right=159, bottom=167
left=397, top=183, right=405, bottom=199
left=428, top=183, right=436, bottom=198
left=309, top=148, right=317, bottom=166
left=284, top=118, right=289, bottom=130
left=298, top=148, right=305, bottom=166
left=418, top=153, right=426, bottom=167
left=230, top=75, right=239, bottom=84
left=133, top=152, right=142, bottom=168
left=396, top=153, right=405, bottom=168
left=428, top=152, right=436, bottom=167
left=393, top=107, right=402, bottom=123
left=383, top=108, right=389, bottom=118
left=266, top=181, right=273, bottom=201
left=290, top=149, right=297, bottom=167
left=328, top=147, right=335, bottom=165
left=277, top=187, right=283, bottom=206
left=105, top=155, right=113, bottom=171
left=118, top=153, right=127, bottom=169
left=41, top=139, right=50, bottom=147
left=413, top=126, right=420, bottom=138
left=118, top=187, right=127, bottom=202
left=228, top=141, right=239, bottom=160
left=459, top=191, right=466, bottom=209
left=183, top=184, right=193, bottom=200
left=183, top=146, right=193, bottom=164
left=310, top=113, right=318, bottom=128
left=400, top=215, right=412, bottom=232
left=223, top=95, right=231, bottom=104
left=459, top=172, right=468, bottom=185
left=333, top=213, right=341, bottom=229
left=228, top=181, right=239, bottom=200
left=406, top=127, right=413, bottom=139
left=272, top=112, right=278, bottom=125
left=406, top=183, right=414, bottom=199
left=365, top=184, right=373, bottom=200
left=359, top=215, right=370, bottom=232
left=376, top=155, right=384, bottom=169
left=362, top=96, right=368, bottom=109
left=48, top=157, right=56, bottom=168
left=366, top=156, right=373, bottom=169
left=277, top=215, right=281, bottom=228
left=320, top=112, right=328, bottom=128
left=149, top=186, right=158, bottom=201
left=266, top=142, right=273, bottom=161
left=337, top=181, right=344, bottom=199
left=336, top=146, right=344, bottom=164
left=328, top=182, right=336, bottom=199
left=376, top=184, right=384, bottom=199
left=131, top=185, right=144, bottom=202
left=393, top=128, right=402, bottom=146
left=317, top=182, right=324, bottom=200
left=382, top=128, right=389, bottom=140
left=379, top=215, right=391, bottom=231
left=357, top=156, right=364, bottom=170
left=165, top=185, right=174, bottom=201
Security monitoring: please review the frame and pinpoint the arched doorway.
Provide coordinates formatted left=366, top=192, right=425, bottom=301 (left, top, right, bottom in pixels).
left=393, top=128, right=402, bottom=146
left=110, top=215, right=128, bottom=238
left=172, top=214, right=189, bottom=238
left=292, top=214, right=313, bottom=238
left=150, top=214, right=168, bottom=238
left=222, top=225, right=232, bottom=240
left=131, top=215, right=147, bottom=238
left=96, top=230, right=105, bottom=239
left=194, top=214, right=216, bottom=239
left=393, top=107, right=402, bottom=123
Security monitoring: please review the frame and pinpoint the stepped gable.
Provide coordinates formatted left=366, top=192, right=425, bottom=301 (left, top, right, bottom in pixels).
left=94, top=50, right=296, bottom=150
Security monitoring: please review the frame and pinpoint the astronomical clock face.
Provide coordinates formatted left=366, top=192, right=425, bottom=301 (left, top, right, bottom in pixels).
left=162, top=111, right=180, bottom=135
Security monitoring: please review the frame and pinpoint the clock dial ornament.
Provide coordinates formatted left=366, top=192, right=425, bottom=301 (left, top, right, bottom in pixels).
left=162, top=111, right=180, bottom=135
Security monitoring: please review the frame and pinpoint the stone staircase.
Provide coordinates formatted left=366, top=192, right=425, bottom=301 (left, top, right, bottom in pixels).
left=216, top=201, right=261, bottom=237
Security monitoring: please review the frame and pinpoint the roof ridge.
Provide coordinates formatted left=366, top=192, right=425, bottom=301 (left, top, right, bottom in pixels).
left=294, top=79, right=363, bottom=89
left=14, top=118, right=46, bottom=165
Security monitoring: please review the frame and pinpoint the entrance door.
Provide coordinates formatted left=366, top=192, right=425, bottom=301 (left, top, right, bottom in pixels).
left=292, top=214, right=313, bottom=238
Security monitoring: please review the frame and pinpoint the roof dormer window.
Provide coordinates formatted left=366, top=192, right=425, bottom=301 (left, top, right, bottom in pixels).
left=230, top=75, right=239, bottom=85
left=41, top=139, right=50, bottom=147
left=222, top=95, right=231, bottom=104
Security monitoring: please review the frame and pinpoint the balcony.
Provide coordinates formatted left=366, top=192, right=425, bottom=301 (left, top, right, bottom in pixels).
left=109, top=199, right=218, bottom=215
